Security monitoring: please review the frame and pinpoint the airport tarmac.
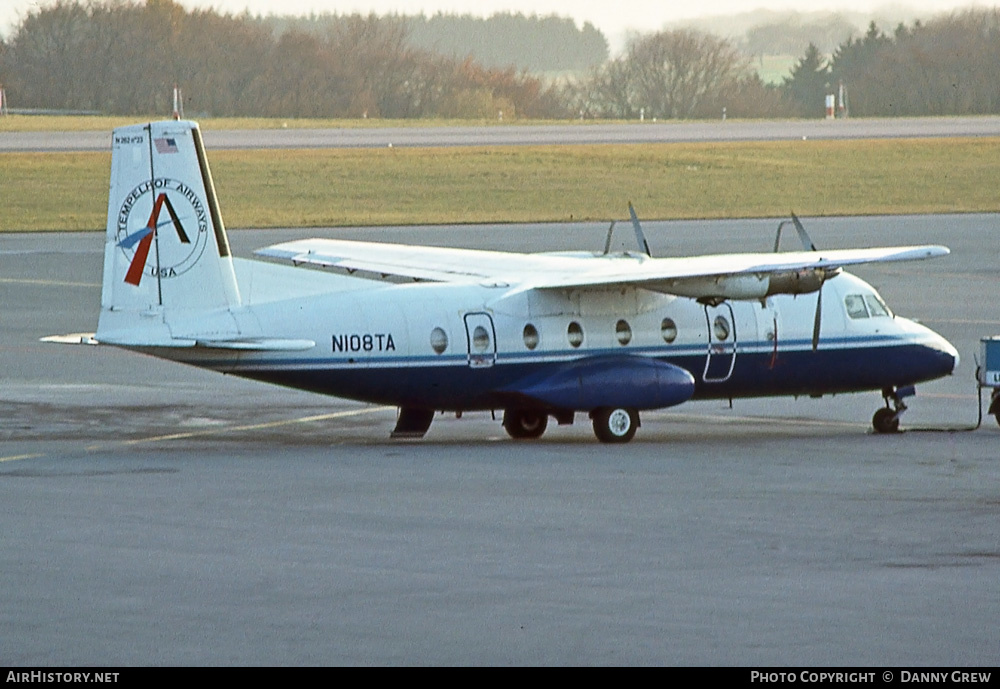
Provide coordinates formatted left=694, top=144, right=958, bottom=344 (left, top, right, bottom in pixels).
left=2, top=217, right=999, bottom=665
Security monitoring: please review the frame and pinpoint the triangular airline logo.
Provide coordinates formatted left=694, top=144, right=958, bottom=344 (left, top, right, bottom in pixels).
left=119, top=193, right=190, bottom=285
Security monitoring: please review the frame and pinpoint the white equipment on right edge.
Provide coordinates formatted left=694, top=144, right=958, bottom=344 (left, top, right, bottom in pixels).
left=979, top=336, right=1000, bottom=426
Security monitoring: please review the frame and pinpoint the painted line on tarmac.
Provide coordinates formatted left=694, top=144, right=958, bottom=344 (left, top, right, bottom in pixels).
left=656, top=411, right=861, bottom=429
left=0, top=277, right=100, bottom=288
left=922, top=317, right=1000, bottom=326
left=84, top=406, right=394, bottom=451
left=0, top=453, right=47, bottom=463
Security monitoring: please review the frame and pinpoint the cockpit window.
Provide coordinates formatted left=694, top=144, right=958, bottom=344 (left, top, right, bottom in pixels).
left=844, top=295, right=869, bottom=319
left=864, top=294, right=891, bottom=318
left=845, top=293, right=892, bottom=320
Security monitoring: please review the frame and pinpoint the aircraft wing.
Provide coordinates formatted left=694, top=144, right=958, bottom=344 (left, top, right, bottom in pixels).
left=256, top=239, right=587, bottom=285
left=257, top=238, right=948, bottom=300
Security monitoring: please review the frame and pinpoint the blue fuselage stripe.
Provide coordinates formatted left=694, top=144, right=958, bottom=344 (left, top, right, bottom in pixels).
left=190, top=340, right=955, bottom=411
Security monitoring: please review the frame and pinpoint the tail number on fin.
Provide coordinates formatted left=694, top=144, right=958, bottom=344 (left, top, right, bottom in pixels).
left=116, top=178, right=209, bottom=286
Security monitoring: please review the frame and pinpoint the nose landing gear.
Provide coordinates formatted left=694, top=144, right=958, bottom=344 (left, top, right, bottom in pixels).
left=872, top=385, right=915, bottom=434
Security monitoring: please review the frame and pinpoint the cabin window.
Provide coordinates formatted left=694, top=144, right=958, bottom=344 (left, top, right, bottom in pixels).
left=865, top=294, right=891, bottom=318
left=522, top=324, right=539, bottom=350
left=845, top=295, right=869, bottom=319
left=430, top=327, right=448, bottom=354
left=713, top=316, right=731, bottom=341
left=615, top=319, right=632, bottom=346
left=567, top=321, right=584, bottom=348
left=472, top=325, right=491, bottom=352
left=661, top=318, right=678, bottom=344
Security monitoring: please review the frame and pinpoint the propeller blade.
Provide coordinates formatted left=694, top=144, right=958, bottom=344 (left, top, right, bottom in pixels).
left=627, top=202, right=652, bottom=257
left=774, top=220, right=792, bottom=252
left=603, top=221, right=615, bottom=255
left=812, top=284, right=823, bottom=351
left=791, top=212, right=818, bottom=251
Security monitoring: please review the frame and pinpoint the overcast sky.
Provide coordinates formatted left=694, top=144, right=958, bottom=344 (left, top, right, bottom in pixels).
left=2, top=0, right=993, bottom=42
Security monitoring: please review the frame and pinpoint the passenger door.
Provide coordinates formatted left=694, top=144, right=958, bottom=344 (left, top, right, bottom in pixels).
left=703, top=303, right=737, bottom=383
left=464, top=312, right=496, bottom=368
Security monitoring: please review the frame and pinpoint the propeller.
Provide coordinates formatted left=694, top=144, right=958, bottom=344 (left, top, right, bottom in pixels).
left=775, top=213, right=824, bottom=351
left=794, top=213, right=823, bottom=351
left=812, top=283, right=823, bottom=351
left=773, top=212, right=817, bottom=252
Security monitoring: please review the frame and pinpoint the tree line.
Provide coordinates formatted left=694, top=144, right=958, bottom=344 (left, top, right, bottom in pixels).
left=783, top=9, right=1000, bottom=117
left=0, top=0, right=567, bottom=118
left=264, top=11, right=609, bottom=73
left=2, top=1, right=1000, bottom=120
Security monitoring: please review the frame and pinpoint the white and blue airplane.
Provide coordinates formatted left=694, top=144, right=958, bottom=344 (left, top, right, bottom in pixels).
left=48, top=120, right=960, bottom=442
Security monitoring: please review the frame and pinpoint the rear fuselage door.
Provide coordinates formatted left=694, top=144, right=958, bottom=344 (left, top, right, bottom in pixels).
left=464, top=312, right=497, bottom=368
left=703, top=302, right=737, bottom=383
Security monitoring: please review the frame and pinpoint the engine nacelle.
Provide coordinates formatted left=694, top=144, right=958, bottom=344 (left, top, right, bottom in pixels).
left=664, top=267, right=839, bottom=301
left=664, top=274, right=769, bottom=300
left=765, top=267, right=837, bottom=296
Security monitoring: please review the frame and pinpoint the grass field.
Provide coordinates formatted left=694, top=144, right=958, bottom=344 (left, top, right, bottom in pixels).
left=3, top=137, right=999, bottom=231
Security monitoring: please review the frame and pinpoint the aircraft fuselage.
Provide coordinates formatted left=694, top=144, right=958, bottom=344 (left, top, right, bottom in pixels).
left=151, top=261, right=957, bottom=414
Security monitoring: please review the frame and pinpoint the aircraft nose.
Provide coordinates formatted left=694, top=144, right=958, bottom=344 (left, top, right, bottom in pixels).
left=926, top=330, right=960, bottom=376
left=943, top=336, right=960, bottom=373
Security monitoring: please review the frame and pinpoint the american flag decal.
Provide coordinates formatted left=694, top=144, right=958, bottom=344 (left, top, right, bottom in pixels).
left=154, top=137, right=178, bottom=154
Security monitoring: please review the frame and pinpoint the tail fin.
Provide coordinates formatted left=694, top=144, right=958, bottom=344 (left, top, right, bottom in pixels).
left=97, top=120, right=241, bottom=344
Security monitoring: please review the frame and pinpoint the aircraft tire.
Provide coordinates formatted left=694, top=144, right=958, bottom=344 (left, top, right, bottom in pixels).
left=592, top=407, right=639, bottom=443
left=503, top=409, right=548, bottom=439
left=872, top=407, right=900, bottom=434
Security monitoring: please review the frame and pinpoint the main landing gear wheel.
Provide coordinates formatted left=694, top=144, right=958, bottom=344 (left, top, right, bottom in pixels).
left=592, top=407, right=639, bottom=443
left=503, top=409, right=549, bottom=439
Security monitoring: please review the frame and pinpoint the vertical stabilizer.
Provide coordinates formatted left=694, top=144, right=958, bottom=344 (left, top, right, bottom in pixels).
left=98, top=121, right=241, bottom=344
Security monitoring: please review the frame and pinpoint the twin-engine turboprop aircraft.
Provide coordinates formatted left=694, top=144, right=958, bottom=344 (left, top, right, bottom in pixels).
left=47, top=120, right=959, bottom=442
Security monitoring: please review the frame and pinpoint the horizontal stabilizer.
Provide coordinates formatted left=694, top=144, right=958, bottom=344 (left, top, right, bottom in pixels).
left=41, top=333, right=314, bottom=351
left=40, top=333, right=100, bottom=346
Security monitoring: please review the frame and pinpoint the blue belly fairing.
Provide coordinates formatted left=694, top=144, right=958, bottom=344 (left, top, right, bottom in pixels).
left=184, top=340, right=956, bottom=411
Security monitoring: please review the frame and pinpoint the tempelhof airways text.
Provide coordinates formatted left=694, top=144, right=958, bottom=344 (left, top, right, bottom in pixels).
left=7, top=673, right=118, bottom=683
left=751, top=672, right=992, bottom=683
